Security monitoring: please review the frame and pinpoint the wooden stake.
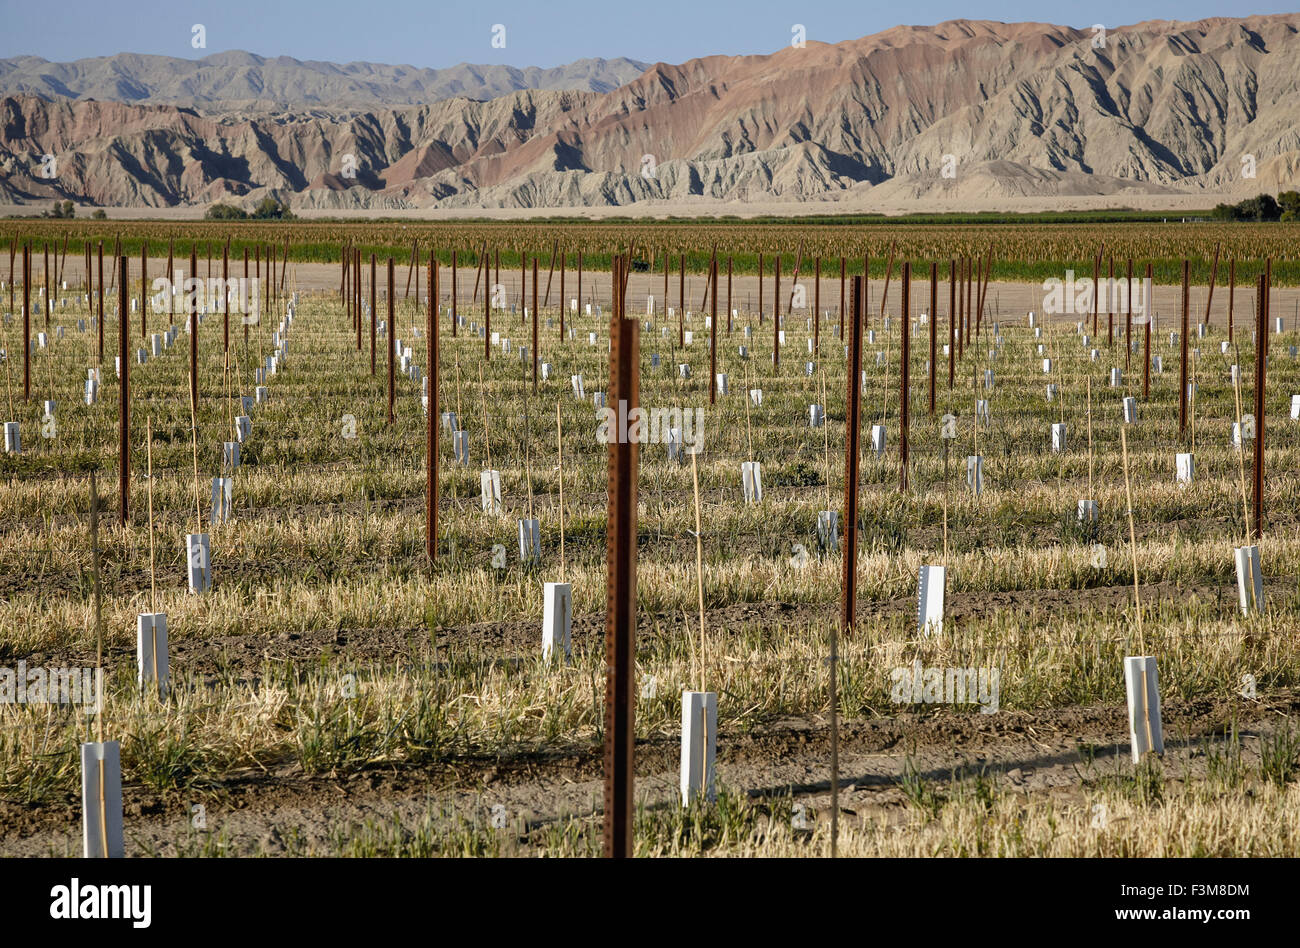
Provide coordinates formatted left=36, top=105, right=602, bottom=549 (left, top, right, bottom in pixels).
left=89, top=469, right=105, bottom=751
left=691, top=442, right=706, bottom=692
left=557, top=400, right=565, bottom=582
left=387, top=258, right=395, bottom=425
left=1178, top=259, right=1190, bottom=439
left=1120, top=428, right=1143, bottom=653
left=187, top=370, right=201, bottom=533
left=117, top=255, right=129, bottom=525
left=146, top=417, right=157, bottom=612
left=189, top=248, right=198, bottom=411
left=1253, top=267, right=1269, bottom=540
left=899, top=261, right=910, bottom=492
left=427, top=255, right=438, bottom=564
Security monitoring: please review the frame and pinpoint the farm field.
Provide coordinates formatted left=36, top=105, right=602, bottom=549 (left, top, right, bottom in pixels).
left=1, top=227, right=1299, bottom=859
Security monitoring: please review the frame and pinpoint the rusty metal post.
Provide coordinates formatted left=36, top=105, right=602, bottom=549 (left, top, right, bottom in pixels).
left=118, top=255, right=129, bottom=525
left=140, top=244, right=147, bottom=339
left=965, top=255, right=973, bottom=349
left=1143, top=264, right=1152, bottom=400
left=1254, top=268, right=1268, bottom=540
left=948, top=258, right=956, bottom=389
left=709, top=255, right=718, bottom=405
left=189, top=247, right=198, bottom=411
left=484, top=250, right=491, bottom=362
left=879, top=245, right=895, bottom=322
left=603, top=254, right=639, bottom=859
left=838, top=257, right=846, bottom=340
left=532, top=258, right=539, bottom=391
left=843, top=275, right=863, bottom=633
left=727, top=256, right=733, bottom=333
left=774, top=253, right=781, bottom=326
left=1107, top=256, right=1114, bottom=345
left=1125, top=258, right=1133, bottom=370
left=663, top=251, right=669, bottom=321
left=757, top=252, right=764, bottom=323
left=1091, top=250, right=1100, bottom=338
left=1228, top=258, right=1236, bottom=342
left=928, top=261, right=937, bottom=415
left=451, top=251, right=458, bottom=337
left=387, top=258, right=395, bottom=425
left=773, top=253, right=780, bottom=370
left=678, top=252, right=685, bottom=344
left=541, top=241, right=555, bottom=308
left=900, top=262, right=910, bottom=492
left=217, top=242, right=227, bottom=351
left=97, top=241, right=104, bottom=363
left=1178, top=260, right=1189, bottom=439
left=370, top=254, right=377, bottom=371
left=166, top=241, right=173, bottom=321
left=814, top=257, right=821, bottom=355
left=22, top=243, right=30, bottom=401
left=1205, top=244, right=1220, bottom=330
left=428, top=255, right=438, bottom=563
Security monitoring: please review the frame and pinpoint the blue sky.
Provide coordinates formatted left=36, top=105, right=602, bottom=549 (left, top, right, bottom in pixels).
left=0, top=0, right=1291, bottom=68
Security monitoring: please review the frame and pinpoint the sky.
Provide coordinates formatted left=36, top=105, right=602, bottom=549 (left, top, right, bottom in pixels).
left=0, top=0, right=1293, bottom=68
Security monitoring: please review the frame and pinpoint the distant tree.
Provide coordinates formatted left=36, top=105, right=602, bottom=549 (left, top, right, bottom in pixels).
left=205, top=203, right=249, bottom=220
left=1239, top=194, right=1280, bottom=222
left=91, top=209, right=107, bottom=220
left=1214, top=193, right=1285, bottom=222
left=250, top=197, right=294, bottom=220
left=1279, top=190, right=1300, bottom=218
left=43, top=200, right=75, bottom=219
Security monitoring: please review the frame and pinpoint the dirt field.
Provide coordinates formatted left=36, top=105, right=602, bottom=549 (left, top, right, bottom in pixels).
left=2, top=262, right=1299, bottom=857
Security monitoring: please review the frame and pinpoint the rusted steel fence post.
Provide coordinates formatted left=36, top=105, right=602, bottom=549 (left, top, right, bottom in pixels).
left=603, top=255, right=639, bottom=859
left=118, top=255, right=129, bottom=525
left=428, top=256, right=438, bottom=562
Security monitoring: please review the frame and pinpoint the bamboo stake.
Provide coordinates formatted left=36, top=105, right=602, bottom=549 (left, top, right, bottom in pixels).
left=557, top=400, right=565, bottom=583
left=146, top=417, right=157, bottom=613
left=188, top=370, right=202, bottom=533
left=88, top=470, right=107, bottom=854
left=691, top=443, right=706, bottom=693
left=524, top=392, right=535, bottom=522
left=479, top=364, right=493, bottom=471
left=1231, top=344, right=1253, bottom=549
left=1087, top=377, right=1093, bottom=498
left=1121, top=428, right=1143, bottom=653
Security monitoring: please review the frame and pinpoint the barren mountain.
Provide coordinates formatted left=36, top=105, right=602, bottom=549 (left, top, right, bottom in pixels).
left=0, top=51, right=650, bottom=108
left=1, top=16, right=1297, bottom=212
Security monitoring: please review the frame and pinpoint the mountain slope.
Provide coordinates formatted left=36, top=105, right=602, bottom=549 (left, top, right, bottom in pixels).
left=0, top=51, right=650, bottom=108
left=1, top=16, right=1296, bottom=210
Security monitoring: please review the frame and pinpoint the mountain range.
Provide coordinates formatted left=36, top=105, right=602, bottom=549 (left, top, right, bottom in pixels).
left=0, top=51, right=650, bottom=108
left=1, top=16, right=1297, bottom=212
